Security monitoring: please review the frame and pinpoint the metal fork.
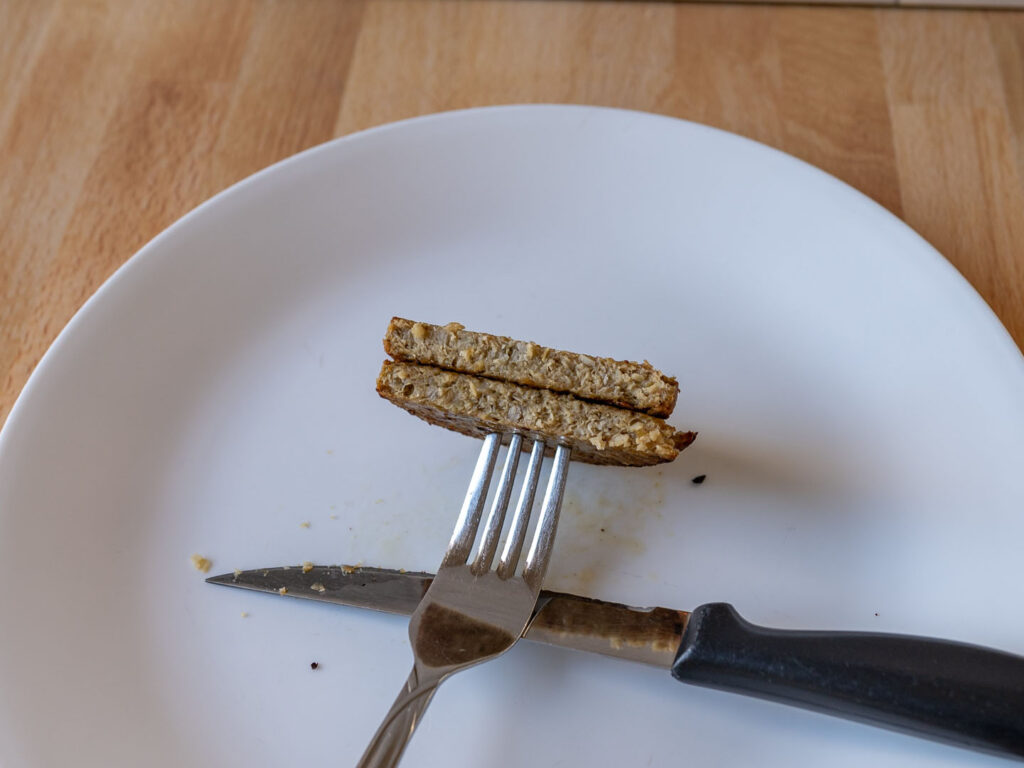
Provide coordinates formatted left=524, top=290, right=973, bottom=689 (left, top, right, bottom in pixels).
left=356, top=432, right=571, bottom=768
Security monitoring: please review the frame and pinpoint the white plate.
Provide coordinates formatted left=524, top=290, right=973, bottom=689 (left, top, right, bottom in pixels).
left=1, top=106, right=1022, bottom=768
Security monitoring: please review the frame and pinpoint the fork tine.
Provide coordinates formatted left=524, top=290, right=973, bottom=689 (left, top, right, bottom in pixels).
left=522, top=444, right=571, bottom=590
left=442, top=432, right=501, bottom=567
left=496, top=439, right=546, bottom=579
left=471, top=434, right=523, bottom=575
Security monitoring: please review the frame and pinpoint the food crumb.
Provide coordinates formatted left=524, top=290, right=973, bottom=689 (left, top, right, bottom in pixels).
left=373, top=498, right=384, bottom=504
left=190, top=554, right=212, bottom=573
left=340, top=564, right=357, bottom=574
left=310, top=582, right=326, bottom=593
left=326, top=449, right=334, bottom=455
left=310, top=662, right=319, bottom=670
left=278, top=587, right=288, bottom=595
left=283, top=565, right=291, bottom=570
left=691, top=474, right=707, bottom=485
left=233, top=568, right=242, bottom=578
left=330, top=514, right=339, bottom=520
left=398, top=568, right=406, bottom=574
left=302, top=561, right=314, bottom=573
left=241, top=612, right=249, bottom=618
left=299, top=521, right=311, bottom=528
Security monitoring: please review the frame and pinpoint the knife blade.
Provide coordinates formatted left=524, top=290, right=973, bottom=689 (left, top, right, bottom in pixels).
left=209, top=564, right=1024, bottom=758
left=206, top=565, right=688, bottom=667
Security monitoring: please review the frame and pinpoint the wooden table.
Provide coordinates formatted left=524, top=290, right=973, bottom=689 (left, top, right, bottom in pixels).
left=2, top=0, right=1023, bottom=426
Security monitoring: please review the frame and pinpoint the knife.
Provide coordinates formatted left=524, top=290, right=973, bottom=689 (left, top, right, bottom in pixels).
left=208, top=565, right=1024, bottom=759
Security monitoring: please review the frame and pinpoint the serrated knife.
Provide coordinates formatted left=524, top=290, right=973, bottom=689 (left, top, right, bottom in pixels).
left=208, top=565, right=1024, bottom=759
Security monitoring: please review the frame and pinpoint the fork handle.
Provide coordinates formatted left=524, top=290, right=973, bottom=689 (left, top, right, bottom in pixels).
left=671, top=603, right=1024, bottom=758
left=356, top=666, right=443, bottom=768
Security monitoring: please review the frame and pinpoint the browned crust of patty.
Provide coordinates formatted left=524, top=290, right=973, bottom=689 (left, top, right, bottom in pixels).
left=384, top=317, right=679, bottom=418
left=377, top=361, right=695, bottom=467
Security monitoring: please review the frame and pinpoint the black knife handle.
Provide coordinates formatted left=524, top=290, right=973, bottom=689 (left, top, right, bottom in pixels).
left=671, top=603, right=1024, bottom=759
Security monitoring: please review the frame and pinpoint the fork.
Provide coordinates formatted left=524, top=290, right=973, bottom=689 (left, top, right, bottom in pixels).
left=356, top=432, right=571, bottom=768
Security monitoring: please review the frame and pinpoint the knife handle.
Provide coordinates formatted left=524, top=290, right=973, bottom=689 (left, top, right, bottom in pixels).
left=671, top=603, right=1024, bottom=758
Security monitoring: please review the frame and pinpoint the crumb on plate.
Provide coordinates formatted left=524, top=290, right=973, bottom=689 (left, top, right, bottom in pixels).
left=190, top=554, right=212, bottom=573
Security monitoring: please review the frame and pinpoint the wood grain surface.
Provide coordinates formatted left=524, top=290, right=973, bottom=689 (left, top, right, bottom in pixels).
left=2, top=0, right=1023, bottom=427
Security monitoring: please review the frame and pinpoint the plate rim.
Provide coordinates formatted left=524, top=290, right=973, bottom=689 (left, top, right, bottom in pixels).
left=1, top=104, right=1020, bottom=456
